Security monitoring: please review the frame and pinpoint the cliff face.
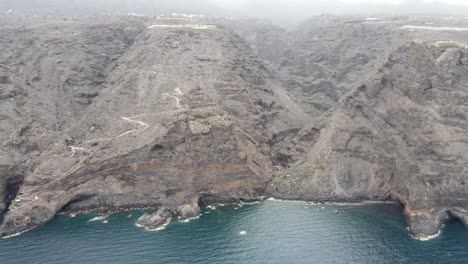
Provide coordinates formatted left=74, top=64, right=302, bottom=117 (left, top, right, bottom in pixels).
left=275, top=18, right=408, bottom=118
left=0, top=18, right=309, bottom=236
left=268, top=42, right=468, bottom=239
left=0, top=16, right=467, bottom=238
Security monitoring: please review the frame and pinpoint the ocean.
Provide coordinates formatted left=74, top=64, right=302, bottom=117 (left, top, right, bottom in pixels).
left=0, top=200, right=466, bottom=264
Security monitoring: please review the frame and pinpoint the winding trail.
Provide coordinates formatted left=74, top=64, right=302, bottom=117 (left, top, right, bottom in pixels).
left=9, top=86, right=185, bottom=214
left=121, top=116, right=150, bottom=128
left=163, top=93, right=183, bottom=109
left=9, top=115, right=152, bottom=213
left=86, top=115, right=150, bottom=143
left=163, top=88, right=186, bottom=110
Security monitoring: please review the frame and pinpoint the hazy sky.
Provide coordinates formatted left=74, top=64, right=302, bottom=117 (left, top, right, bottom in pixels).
left=215, top=0, right=468, bottom=7
left=206, top=0, right=468, bottom=26
left=341, top=0, right=467, bottom=3
left=2, top=0, right=468, bottom=26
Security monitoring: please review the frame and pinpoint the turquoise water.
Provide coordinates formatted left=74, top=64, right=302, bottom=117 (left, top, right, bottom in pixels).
left=0, top=201, right=467, bottom=264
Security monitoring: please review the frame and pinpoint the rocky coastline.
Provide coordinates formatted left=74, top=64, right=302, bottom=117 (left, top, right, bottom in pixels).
left=1, top=15, right=467, bottom=239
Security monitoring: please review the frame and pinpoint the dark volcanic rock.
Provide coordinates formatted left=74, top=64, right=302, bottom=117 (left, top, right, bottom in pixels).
left=1, top=15, right=468, bottom=239
left=276, top=17, right=408, bottom=118
left=135, top=208, right=172, bottom=231
left=267, top=41, right=468, bottom=239
left=0, top=17, right=309, bottom=237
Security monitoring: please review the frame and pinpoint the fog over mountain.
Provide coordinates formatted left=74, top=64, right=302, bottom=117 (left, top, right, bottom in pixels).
left=2, top=0, right=468, bottom=25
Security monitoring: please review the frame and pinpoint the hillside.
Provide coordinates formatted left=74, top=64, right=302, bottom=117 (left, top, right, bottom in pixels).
left=0, top=15, right=467, bottom=239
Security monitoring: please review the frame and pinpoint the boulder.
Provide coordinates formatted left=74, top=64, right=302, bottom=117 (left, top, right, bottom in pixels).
left=135, top=208, right=172, bottom=232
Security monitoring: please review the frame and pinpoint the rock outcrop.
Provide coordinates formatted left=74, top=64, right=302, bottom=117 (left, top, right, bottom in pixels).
left=135, top=208, right=172, bottom=231
left=176, top=200, right=201, bottom=221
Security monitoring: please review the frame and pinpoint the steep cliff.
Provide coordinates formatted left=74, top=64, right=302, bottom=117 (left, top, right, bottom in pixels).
left=275, top=17, right=408, bottom=118
left=268, top=41, right=468, bottom=239
left=0, top=18, right=309, bottom=236
left=1, top=16, right=467, bottom=239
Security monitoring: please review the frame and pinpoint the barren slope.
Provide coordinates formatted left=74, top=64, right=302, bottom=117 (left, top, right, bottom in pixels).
left=0, top=18, right=310, bottom=237
left=268, top=41, right=468, bottom=239
left=0, top=16, right=467, bottom=239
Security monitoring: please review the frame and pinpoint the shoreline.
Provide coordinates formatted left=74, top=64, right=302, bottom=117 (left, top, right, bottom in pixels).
left=1, top=228, right=34, bottom=239
left=58, top=197, right=400, bottom=218
left=2, top=197, right=441, bottom=241
left=263, top=197, right=400, bottom=206
left=411, top=228, right=443, bottom=241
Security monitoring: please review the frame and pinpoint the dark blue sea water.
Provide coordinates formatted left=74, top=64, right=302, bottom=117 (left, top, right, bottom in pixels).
left=0, top=200, right=466, bottom=264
